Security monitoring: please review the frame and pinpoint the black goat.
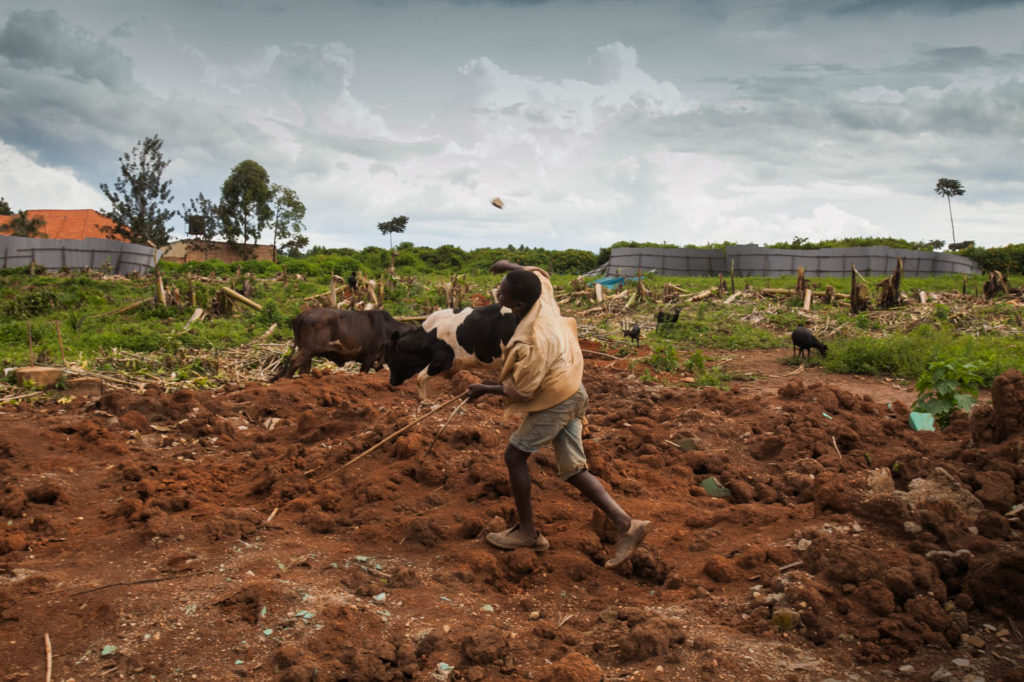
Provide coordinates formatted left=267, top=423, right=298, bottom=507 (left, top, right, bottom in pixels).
left=347, top=270, right=358, bottom=290
left=655, top=307, right=680, bottom=332
left=623, top=322, right=642, bottom=346
left=791, top=326, right=827, bottom=359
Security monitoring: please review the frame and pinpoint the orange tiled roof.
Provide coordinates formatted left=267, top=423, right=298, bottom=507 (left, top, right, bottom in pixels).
left=0, top=209, right=129, bottom=241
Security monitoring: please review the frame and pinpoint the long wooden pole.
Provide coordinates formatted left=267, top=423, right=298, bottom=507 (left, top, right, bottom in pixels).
left=312, top=390, right=470, bottom=485
left=55, top=320, right=66, bottom=366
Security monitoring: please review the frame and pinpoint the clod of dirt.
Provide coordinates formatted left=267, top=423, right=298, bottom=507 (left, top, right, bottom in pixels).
left=536, top=651, right=603, bottom=682
left=964, top=549, right=1024, bottom=617
left=619, top=616, right=688, bottom=661
left=460, top=625, right=510, bottom=665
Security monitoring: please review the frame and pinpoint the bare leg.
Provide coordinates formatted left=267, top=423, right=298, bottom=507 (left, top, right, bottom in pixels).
left=567, top=470, right=649, bottom=568
left=566, top=470, right=631, bottom=534
left=504, top=444, right=537, bottom=538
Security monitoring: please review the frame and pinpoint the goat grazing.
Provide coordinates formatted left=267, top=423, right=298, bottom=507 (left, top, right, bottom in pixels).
left=623, top=322, right=642, bottom=346
left=655, top=308, right=680, bottom=332
left=791, top=326, right=827, bottom=359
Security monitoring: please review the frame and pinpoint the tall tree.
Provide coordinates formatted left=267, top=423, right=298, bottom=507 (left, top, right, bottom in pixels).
left=181, top=193, right=222, bottom=257
left=934, top=178, right=965, bottom=245
left=269, top=183, right=308, bottom=259
left=100, top=134, right=176, bottom=246
left=3, top=210, right=46, bottom=237
left=220, top=160, right=272, bottom=250
left=0, top=197, right=12, bottom=215
left=377, top=215, right=408, bottom=275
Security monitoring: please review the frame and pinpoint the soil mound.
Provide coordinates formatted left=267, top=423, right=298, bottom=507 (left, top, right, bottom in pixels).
left=0, top=361, right=1021, bottom=680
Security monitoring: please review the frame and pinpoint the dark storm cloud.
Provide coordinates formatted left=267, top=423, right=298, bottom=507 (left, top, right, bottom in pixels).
left=0, top=10, right=135, bottom=92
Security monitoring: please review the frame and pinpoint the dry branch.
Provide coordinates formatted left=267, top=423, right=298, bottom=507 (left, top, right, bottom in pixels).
left=220, top=287, right=263, bottom=311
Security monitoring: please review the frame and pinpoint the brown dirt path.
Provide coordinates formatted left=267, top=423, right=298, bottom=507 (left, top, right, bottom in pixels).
left=1, top=353, right=1021, bottom=681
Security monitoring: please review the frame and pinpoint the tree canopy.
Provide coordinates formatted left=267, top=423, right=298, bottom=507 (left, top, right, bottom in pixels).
left=220, top=160, right=273, bottom=249
left=269, top=183, right=308, bottom=259
left=377, top=215, right=408, bottom=250
left=100, top=134, right=177, bottom=246
left=3, top=210, right=46, bottom=238
left=0, top=197, right=12, bottom=216
left=934, top=177, right=966, bottom=245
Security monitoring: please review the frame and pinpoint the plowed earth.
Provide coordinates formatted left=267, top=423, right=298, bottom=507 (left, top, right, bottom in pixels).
left=2, top=347, right=1023, bottom=682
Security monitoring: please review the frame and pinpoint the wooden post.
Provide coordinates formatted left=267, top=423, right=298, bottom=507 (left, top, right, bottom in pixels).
left=156, top=271, right=167, bottom=306
left=329, top=272, right=337, bottom=307
left=595, top=282, right=604, bottom=303
left=802, top=288, right=813, bottom=311
left=850, top=264, right=856, bottom=313
left=55, top=320, right=66, bottom=366
left=730, top=259, right=736, bottom=294
left=962, top=273, right=967, bottom=295
left=27, top=321, right=35, bottom=365
left=219, top=286, right=263, bottom=311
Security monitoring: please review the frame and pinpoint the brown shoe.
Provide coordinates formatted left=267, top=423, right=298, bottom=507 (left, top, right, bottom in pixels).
left=605, top=519, right=650, bottom=568
left=486, top=525, right=550, bottom=551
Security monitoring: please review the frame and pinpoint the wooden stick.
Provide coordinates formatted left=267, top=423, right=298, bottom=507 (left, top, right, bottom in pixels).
left=220, top=287, right=263, bottom=311
left=105, top=298, right=150, bottom=315
left=44, top=633, right=52, bottom=682
left=312, top=390, right=470, bottom=485
left=0, top=391, right=43, bottom=404
left=55, top=320, right=66, bottom=366
left=581, top=349, right=625, bottom=361
left=425, top=395, right=471, bottom=455
left=265, top=507, right=279, bottom=525
left=27, top=320, right=34, bottom=365
left=66, top=570, right=214, bottom=597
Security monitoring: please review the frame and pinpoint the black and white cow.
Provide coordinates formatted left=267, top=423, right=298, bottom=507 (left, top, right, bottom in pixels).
left=384, top=304, right=518, bottom=399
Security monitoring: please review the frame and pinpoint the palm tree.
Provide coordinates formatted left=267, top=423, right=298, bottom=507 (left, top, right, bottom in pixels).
left=934, top=178, right=965, bottom=245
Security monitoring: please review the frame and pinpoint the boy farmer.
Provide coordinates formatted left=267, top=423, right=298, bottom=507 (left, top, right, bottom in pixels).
left=467, top=260, right=649, bottom=568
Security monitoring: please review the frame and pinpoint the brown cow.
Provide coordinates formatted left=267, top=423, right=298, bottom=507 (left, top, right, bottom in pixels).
left=272, top=308, right=414, bottom=381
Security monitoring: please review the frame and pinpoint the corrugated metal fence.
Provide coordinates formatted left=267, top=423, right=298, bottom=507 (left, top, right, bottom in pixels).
left=0, top=236, right=160, bottom=276
left=606, top=245, right=980, bottom=278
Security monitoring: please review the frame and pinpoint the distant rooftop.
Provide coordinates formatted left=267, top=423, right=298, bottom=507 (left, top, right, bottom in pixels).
left=0, top=209, right=128, bottom=241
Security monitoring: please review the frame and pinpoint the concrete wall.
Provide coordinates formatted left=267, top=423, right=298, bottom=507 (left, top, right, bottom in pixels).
left=162, top=240, right=276, bottom=264
left=0, top=235, right=159, bottom=275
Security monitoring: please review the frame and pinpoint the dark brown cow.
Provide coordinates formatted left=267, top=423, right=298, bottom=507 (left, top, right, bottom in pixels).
left=272, top=308, right=414, bottom=381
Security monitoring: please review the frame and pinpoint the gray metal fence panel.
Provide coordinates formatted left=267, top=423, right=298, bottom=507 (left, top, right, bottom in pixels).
left=0, top=236, right=160, bottom=275
left=607, top=247, right=727, bottom=277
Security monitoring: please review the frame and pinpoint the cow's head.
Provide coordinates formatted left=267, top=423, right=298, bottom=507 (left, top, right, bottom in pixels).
left=384, top=327, right=455, bottom=386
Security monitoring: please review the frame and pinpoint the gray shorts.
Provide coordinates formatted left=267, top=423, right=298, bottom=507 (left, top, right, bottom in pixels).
left=509, top=385, right=589, bottom=480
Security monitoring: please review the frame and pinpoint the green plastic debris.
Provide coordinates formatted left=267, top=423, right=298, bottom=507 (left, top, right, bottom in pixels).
left=372, top=592, right=387, bottom=603
left=822, top=411, right=832, bottom=420
left=909, top=412, right=935, bottom=431
left=262, top=628, right=274, bottom=636
left=235, top=660, right=244, bottom=666
left=354, top=555, right=368, bottom=563
left=701, top=476, right=732, bottom=498
left=481, top=604, right=495, bottom=613
left=259, top=606, right=267, bottom=619
left=100, top=645, right=118, bottom=657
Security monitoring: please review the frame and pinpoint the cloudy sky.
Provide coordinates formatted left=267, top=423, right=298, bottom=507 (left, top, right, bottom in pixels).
left=1, top=0, right=1022, bottom=253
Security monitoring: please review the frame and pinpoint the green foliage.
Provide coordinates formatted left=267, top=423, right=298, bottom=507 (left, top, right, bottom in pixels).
left=823, top=325, right=1022, bottom=383
left=912, top=361, right=984, bottom=428
left=2, top=210, right=47, bottom=237
left=0, top=196, right=11, bottom=215
left=221, top=160, right=273, bottom=246
left=100, top=134, right=176, bottom=246
left=763, top=235, right=947, bottom=252
left=644, top=341, right=678, bottom=372
left=377, top=216, right=408, bottom=251
left=958, top=244, right=1024, bottom=275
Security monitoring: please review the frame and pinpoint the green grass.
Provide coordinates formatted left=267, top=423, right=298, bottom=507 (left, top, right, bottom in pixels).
left=2, top=268, right=1022, bottom=393
left=824, top=324, right=1024, bottom=383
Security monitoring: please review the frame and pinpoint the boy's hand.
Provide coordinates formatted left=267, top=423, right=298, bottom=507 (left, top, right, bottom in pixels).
left=467, top=382, right=501, bottom=402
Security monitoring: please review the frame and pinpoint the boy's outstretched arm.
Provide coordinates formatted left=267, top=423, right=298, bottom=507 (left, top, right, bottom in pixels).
left=490, top=259, right=526, bottom=274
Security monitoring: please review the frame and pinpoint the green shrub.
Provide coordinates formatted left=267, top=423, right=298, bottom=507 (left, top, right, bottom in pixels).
left=912, top=361, right=986, bottom=427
